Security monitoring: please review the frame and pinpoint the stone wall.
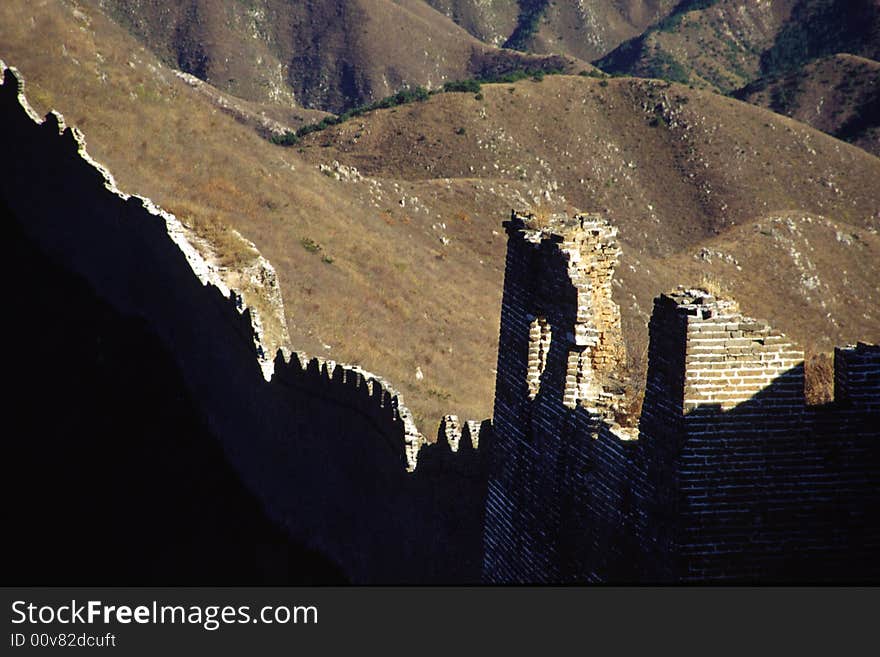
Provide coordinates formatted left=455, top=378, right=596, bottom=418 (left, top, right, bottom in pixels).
left=0, top=62, right=487, bottom=584
left=483, top=210, right=636, bottom=582
left=5, top=56, right=878, bottom=583
left=484, top=211, right=880, bottom=582
left=648, top=292, right=880, bottom=581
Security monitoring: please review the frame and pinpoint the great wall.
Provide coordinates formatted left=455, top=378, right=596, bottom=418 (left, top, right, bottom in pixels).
left=2, top=61, right=878, bottom=583
left=486, top=212, right=880, bottom=582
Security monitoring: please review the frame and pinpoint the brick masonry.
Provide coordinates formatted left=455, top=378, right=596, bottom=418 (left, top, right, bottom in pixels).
left=484, top=211, right=880, bottom=582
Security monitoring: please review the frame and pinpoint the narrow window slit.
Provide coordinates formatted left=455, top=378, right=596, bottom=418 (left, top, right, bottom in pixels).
left=527, top=317, right=551, bottom=398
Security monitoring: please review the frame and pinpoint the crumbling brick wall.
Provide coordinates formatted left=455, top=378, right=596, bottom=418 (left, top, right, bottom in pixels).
left=644, top=292, right=880, bottom=581
left=484, top=210, right=880, bottom=583
left=483, top=211, right=635, bottom=582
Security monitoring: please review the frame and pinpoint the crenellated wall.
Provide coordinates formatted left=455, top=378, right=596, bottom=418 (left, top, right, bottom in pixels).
left=484, top=212, right=880, bottom=583
left=0, top=62, right=487, bottom=584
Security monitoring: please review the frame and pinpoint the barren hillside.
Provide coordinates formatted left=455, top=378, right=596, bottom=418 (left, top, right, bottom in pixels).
left=426, top=0, right=680, bottom=61
left=2, top=0, right=878, bottom=432
left=98, top=0, right=575, bottom=113
left=736, top=54, right=880, bottom=157
left=295, top=73, right=880, bottom=354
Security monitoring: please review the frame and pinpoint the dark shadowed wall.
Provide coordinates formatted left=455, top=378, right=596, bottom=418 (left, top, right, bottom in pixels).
left=484, top=216, right=880, bottom=583
left=0, top=63, right=487, bottom=584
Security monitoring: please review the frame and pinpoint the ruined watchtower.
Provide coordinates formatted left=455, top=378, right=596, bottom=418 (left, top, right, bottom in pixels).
left=484, top=210, right=880, bottom=583
left=492, top=210, right=626, bottom=419
left=484, top=210, right=632, bottom=582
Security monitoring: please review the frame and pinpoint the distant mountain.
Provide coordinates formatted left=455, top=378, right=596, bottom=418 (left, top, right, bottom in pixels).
left=99, top=0, right=574, bottom=113
left=426, top=0, right=681, bottom=61
left=596, top=0, right=798, bottom=91
left=596, top=0, right=880, bottom=93
left=736, top=54, right=880, bottom=157
left=759, top=0, right=880, bottom=76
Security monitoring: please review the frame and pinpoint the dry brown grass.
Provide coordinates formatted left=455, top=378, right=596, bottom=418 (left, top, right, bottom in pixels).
left=805, top=351, right=835, bottom=406
left=698, top=273, right=731, bottom=299
left=165, top=200, right=256, bottom=269
left=613, top=339, right=647, bottom=428
left=522, top=200, right=562, bottom=230
left=697, top=273, right=740, bottom=313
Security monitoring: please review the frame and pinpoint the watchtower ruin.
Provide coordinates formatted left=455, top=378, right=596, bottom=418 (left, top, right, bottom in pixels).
left=484, top=210, right=880, bottom=583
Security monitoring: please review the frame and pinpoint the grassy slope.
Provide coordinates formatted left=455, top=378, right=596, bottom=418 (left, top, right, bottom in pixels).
left=3, top=0, right=879, bottom=432
left=736, top=54, right=880, bottom=157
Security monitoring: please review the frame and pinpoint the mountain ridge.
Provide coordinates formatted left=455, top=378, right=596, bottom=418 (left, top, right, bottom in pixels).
left=99, top=0, right=581, bottom=113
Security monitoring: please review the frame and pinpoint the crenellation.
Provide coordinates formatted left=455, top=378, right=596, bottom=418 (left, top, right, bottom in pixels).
left=835, top=343, right=880, bottom=408
left=2, top=61, right=498, bottom=584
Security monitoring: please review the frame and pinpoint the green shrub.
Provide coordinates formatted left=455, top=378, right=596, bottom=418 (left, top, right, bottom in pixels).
left=481, top=67, right=562, bottom=85
left=443, top=79, right=482, bottom=94
left=503, top=0, right=550, bottom=52
left=644, top=51, right=690, bottom=84
left=268, top=66, right=568, bottom=148
left=270, top=131, right=299, bottom=146
left=300, top=237, right=321, bottom=253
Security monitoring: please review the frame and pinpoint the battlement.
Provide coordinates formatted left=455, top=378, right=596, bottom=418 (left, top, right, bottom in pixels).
left=437, top=415, right=483, bottom=452
left=1, top=60, right=488, bottom=583
left=271, top=350, right=432, bottom=471
left=653, top=288, right=805, bottom=413
left=0, top=61, right=492, bottom=477
left=835, top=342, right=880, bottom=409
left=6, top=53, right=878, bottom=583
